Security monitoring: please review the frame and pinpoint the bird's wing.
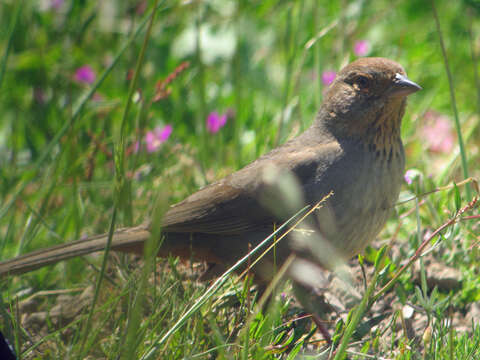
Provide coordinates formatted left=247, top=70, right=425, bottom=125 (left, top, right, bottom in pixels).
left=161, top=180, right=264, bottom=234
left=160, top=139, right=342, bottom=236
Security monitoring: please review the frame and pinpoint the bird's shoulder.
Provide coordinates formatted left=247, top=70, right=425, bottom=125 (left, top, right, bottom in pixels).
left=240, top=134, right=344, bottom=181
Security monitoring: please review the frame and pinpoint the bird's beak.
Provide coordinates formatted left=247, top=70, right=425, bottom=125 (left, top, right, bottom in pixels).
left=389, top=73, right=422, bottom=97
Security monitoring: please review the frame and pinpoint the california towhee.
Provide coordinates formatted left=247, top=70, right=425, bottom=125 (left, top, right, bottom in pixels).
left=0, top=58, right=421, bottom=284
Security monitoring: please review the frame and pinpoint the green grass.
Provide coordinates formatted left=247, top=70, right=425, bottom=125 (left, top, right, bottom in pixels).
left=0, top=0, right=479, bottom=358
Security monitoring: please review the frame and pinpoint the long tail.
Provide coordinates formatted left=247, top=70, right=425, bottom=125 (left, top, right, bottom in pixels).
left=0, top=225, right=151, bottom=278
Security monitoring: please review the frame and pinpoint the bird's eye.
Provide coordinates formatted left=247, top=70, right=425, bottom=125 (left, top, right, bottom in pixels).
left=355, top=76, right=370, bottom=89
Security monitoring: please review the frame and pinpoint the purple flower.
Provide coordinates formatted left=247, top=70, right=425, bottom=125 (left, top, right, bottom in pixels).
left=50, top=0, right=64, bottom=10
left=353, top=40, right=370, bottom=57
left=74, top=65, right=96, bottom=84
left=206, top=111, right=227, bottom=134
left=321, top=71, right=336, bottom=86
left=145, top=125, right=172, bottom=153
left=404, top=169, right=416, bottom=185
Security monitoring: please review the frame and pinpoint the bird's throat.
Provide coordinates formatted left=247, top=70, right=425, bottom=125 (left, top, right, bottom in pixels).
left=357, top=98, right=406, bottom=156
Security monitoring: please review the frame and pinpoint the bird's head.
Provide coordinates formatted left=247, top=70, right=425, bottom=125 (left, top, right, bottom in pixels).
left=318, top=57, right=421, bottom=148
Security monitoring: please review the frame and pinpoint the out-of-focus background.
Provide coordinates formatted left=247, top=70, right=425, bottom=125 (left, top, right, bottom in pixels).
left=0, top=0, right=479, bottom=358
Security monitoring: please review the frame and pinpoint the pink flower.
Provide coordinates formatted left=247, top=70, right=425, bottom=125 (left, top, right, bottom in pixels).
left=404, top=169, right=416, bottom=185
left=206, top=112, right=227, bottom=134
left=144, top=125, right=172, bottom=153
left=421, top=111, right=455, bottom=153
left=321, top=71, right=336, bottom=86
left=74, top=65, right=96, bottom=84
left=353, top=40, right=370, bottom=57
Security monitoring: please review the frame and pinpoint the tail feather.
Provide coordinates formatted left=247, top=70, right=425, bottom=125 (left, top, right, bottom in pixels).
left=0, top=226, right=151, bottom=278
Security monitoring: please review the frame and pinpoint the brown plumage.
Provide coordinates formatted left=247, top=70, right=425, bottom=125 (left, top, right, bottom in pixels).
left=0, top=58, right=421, bottom=282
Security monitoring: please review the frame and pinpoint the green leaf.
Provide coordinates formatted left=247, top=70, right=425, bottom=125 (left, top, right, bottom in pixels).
left=453, top=182, right=461, bottom=212
left=286, top=342, right=302, bottom=360
left=358, top=253, right=364, bottom=266
left=374, top=245, right=387, bottom=269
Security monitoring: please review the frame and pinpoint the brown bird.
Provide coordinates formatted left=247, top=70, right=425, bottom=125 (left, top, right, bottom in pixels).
left=0, top=58, right=421, bottom=287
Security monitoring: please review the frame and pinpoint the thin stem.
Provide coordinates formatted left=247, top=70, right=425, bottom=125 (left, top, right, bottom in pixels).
left=115, top=0, right=161, bottom=225
left=78, top=206, right=117, bottom=358
left=0, top=0, right=23, bottom=89
left=333, top=254, right=384, bottom=360
left=430, top=0, right=471, bottom=199
left=467, top=10, right=480, bottom=114
left=194, top=10, right=208, bottom=181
